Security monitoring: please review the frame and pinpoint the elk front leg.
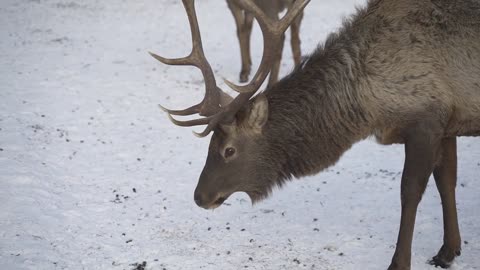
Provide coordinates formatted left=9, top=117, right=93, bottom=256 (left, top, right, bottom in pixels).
left=429, top=137, right=461, bottom=268
left=267, top=32, right=285, bottom=88
left=388, top=127, right=441, bottom=270
left=290, top=11, right=303, bottom=67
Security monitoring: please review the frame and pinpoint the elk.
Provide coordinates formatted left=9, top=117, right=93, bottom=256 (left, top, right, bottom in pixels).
left=150, top=0, right=480, bottom=269
left=226, top=0, right=304, bottom=86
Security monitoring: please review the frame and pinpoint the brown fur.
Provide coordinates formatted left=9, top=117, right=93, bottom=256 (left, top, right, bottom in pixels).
left=193, top=0, right=480, bottom=269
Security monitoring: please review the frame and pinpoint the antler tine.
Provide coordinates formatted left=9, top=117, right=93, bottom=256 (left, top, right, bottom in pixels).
left=224, top=0, right=310, bottom=94
left=151, top=0, right=232, bottom=117
left=149, top=52, right=195, bottom=67
left=158, top=103, right=202, bottom=116
left=161, top=90, right=251, bottom=138
left=163, top=111, right=215, bottom=127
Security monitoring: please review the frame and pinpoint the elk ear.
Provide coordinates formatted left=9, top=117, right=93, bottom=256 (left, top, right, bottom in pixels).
left=247, top=94, right=268, bottom=130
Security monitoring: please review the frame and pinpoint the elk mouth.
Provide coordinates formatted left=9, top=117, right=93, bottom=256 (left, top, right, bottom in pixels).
left=213, top=196, right=227, bottom=206
left=201, top=191, right=265, bottom=209
left=204, top=194, right=231, bottom=209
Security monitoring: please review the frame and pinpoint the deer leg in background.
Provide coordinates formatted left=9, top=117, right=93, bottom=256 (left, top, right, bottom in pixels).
left=388, top=124, right=441, bottom=270
left=267, top=32, right=285, bottom=88
left=429, top=137, right=462, bottom=268
left=240, top=13, right=254, bottom=82
left=290, top=11, right=303, bottom=67
left=227, top=0, right=253, bottom=83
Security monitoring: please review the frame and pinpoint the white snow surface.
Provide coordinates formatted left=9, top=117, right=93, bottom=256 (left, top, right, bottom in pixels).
left=0, top=0, right=479, bottom=269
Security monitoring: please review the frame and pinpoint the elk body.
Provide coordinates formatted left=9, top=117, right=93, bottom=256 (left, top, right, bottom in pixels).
left=226, top=0, right=303, bottom=86
left=151, top=0, right=480, bottom=269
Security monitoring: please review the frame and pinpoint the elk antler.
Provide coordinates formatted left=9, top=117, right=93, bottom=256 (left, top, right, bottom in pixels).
left=149, top=0, right=229, bottom=117
left=151, top=0, right=309, bottom=137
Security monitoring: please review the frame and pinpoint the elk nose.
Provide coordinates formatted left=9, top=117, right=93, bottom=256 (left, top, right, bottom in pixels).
left=194, top=192, right=204, bottom=207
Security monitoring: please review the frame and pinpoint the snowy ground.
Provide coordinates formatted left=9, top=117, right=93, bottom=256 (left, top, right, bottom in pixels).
left=0, top=0, right=479, bottom=269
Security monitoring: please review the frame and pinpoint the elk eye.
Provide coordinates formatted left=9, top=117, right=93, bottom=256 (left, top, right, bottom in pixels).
left=224, top=147, right=236, bottom=158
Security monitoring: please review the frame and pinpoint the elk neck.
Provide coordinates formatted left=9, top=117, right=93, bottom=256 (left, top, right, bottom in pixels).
left=262, top=30, right=377, bottom=182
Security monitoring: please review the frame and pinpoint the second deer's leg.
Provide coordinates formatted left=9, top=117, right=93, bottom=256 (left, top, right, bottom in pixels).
left=267, top=32, right=285, bottom=88
left=429, top=137, right=461, bottom=268
left=290, top=11, right=303, bottom=67
left=240, top=13, right=254, bottom=83
left=227, top=0, right=253, bottom=83
left=388, top=126, right=441, bottom=270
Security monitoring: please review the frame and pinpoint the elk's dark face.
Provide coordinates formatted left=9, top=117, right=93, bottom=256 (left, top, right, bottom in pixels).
left=193, top=95, right=273, bottom=209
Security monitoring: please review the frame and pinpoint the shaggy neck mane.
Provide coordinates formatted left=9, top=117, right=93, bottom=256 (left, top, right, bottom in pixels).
left=262, top=28, right=375, bottom=186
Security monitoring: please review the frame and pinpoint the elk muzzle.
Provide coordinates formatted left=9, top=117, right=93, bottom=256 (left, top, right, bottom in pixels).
left=193, top=186, right=230, bottom=209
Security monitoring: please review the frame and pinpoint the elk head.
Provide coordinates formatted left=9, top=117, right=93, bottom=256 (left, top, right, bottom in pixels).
left=150, top=0, right=309, bottom=209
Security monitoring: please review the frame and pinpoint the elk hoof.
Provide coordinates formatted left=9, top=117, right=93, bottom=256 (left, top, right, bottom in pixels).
left=429, top=256, right=451, bottom=268
left=428, top=245, right=461, bottom=269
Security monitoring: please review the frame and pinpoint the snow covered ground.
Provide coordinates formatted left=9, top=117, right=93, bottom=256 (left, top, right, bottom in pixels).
left=0, top=0, right=478, bottom=269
